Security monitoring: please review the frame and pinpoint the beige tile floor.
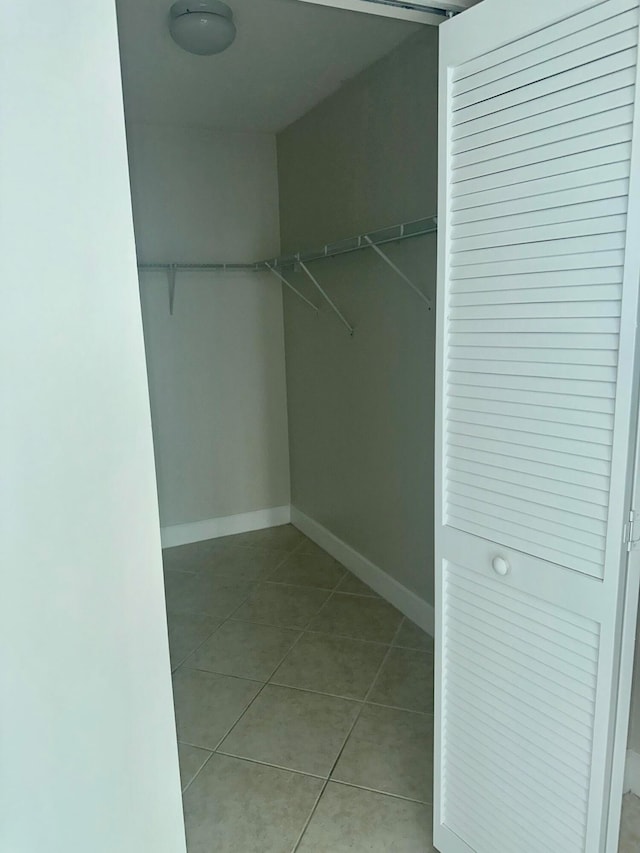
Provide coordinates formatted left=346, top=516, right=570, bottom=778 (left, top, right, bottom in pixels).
left=164, top=524, right=435, bottom=852
left=620, top=793, right=640, bottom=853
left=164, top=524, right=640, bottom=852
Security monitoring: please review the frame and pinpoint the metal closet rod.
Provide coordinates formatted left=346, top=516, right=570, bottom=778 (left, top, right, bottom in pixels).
left=137, top=216, right=437, bottom=274
left=137, top=215, right=437, bottom=326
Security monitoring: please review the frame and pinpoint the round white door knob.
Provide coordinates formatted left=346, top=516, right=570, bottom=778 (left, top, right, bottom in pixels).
left=492, top=556, right=510, bottom=576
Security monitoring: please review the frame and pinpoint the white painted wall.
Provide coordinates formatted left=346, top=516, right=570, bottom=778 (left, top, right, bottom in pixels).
left=0, top=4, right=185, bottom=852
left=127, top=123, right=290, bottom=530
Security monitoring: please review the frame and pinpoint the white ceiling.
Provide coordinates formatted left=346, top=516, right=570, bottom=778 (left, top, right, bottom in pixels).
left=116, top=0, right=420, bottom=133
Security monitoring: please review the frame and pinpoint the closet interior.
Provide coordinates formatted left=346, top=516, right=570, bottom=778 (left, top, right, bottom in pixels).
left=116, top=2, right=439, bottom=849
left=114, top=0, right=640, bottom=850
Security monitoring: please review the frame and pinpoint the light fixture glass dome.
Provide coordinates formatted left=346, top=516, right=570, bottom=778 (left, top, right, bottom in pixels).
left=169, top=0, right=236, bottom=56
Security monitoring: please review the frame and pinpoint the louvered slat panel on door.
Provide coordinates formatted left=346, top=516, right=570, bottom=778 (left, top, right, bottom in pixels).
left=442, top=561, right=599, bottom=853
left=436, top=2, right=640, bottom=852
left=445, top=1, right=638, bottom=580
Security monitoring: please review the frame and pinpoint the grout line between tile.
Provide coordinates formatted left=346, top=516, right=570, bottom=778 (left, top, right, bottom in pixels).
left=365, top=698, right=435, bottom=714
left=212, top=679, right=271, bottom=750
left=289, top=776, right=329, bottom=853
left=216, top=617, right=399, bottom=648
left=357, top=615, right=404, bottom=701
left=328, top=777, right=433, bottom=806
left=170, top=619, right=227, bottom=674
left=174, top=668, right=264, bottom=687
left=290, top=618, right=406, bottom=852
left=262, top=577, right=346, bottom=592
left=266, top=680, right=373, bottom=703
left=394, top=643, right=435, bottom=653
left=301, top=625, right=399, bottom=645
left=211, top=576, right=335, bottom=636
left=269, top=680, right=434, bottom=717
left=176, top=661, right=433, bottom=715
left=207, top=627, right=311, bottom=755
left=180, top=746, right=215, bottom=796
left=180, top=629, right=302, bottom=682
left=234, top=529, right=308, bottom=558
left=206, top=614, right=314, bottom=632
left=186, top=571, right=386, bottom=848
left=170, top=531, right=433, bottom=838
left=333, top=588, right=379, bottom=598
left=174, top=568, right=423, bottom=768
left=213, top=751, right=328, bottom=782
left=172, top=550, right=304, bottom=779
left=288, top=536, right=327, bottom=558
left=172, top=547, right=295, bottom=675
left=164, top=567, right=199, bottom=577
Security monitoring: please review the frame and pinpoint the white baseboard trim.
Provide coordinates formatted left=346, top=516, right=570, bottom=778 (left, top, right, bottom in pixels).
left=291, top=506, right=434, bottom=636
left=625, top=749, right=640, bottom=796
left=161, top=505, right=291, bottom=549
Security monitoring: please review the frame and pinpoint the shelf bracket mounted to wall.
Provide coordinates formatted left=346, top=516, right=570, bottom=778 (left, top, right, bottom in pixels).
left=137, top=215, right=437, bottom=320
left=168, top=264, right=177, bottom=315
left=363, top=234, right=432, bottom=310
left=264, top=262, right=319, bottom=313
left=297, top=258, right=354, bottom=336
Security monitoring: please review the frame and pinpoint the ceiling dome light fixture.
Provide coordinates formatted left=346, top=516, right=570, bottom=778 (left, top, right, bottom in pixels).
left=169, top=0, right=236, bottom=56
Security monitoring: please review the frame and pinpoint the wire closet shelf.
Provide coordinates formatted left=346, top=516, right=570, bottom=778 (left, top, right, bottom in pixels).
left=137, top=215, right=437, bottom=332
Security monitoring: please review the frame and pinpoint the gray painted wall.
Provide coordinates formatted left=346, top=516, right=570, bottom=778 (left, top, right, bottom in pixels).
left=128, top=123, right=290, bottom=529
left=277, top=29, right=438, bottom=603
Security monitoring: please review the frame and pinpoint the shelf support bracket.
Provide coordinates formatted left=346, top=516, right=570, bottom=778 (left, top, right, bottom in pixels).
left=363, top=235, right=431, bottom=309
left=168, top=264, right=177, bottom=315
left=264, top=262, right=319, bottom=313
left=297, top=258, right=354, bottom=336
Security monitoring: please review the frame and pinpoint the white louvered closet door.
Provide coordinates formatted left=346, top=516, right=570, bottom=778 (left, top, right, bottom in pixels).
left=435, top=1, right=640, bottom=852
